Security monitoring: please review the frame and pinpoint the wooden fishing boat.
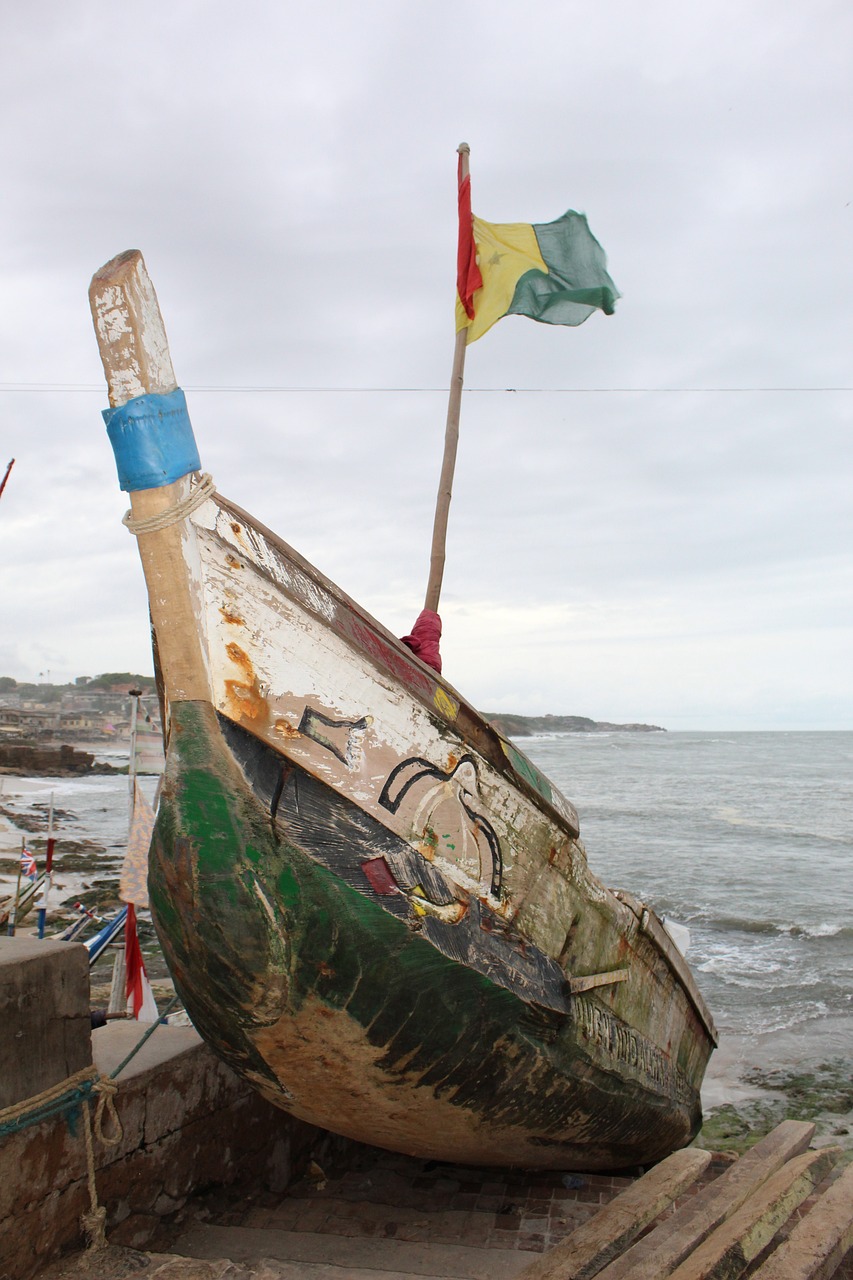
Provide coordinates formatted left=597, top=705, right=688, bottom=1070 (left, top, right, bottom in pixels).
left=89, top=249, right=716, bottom=1172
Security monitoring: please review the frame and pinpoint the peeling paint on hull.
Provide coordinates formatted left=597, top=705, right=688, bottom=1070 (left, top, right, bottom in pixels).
left=150, top=699, right=711, bottom=1171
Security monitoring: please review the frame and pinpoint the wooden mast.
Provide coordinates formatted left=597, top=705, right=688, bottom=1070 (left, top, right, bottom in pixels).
left=424, top=143, right=472, bottom=614
left=89, top=251, right=210, bottom=709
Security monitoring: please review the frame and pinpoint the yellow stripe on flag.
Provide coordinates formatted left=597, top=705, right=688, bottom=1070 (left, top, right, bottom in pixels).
left=455, top=217, right=548, bottom=343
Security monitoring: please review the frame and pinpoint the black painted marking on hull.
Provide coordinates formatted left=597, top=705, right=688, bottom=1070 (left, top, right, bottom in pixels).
left=217, top=711, right=567, bottom=1015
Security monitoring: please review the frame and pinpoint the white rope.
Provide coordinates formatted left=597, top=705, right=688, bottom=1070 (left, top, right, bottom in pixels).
left=122, top=472, right=216, bottom=536
left=78, top=1080, right=124, bottom=1250
left=0, top=1066, right=124, bottom=1252
left=80, top=1098, right=108, bottom=1250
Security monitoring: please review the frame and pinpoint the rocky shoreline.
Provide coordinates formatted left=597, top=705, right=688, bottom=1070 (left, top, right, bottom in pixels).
left=0, top=742, right=121, bottom=776
left=0, top=786, right=172, bottom=1009
left=700, top=1056, right=852, bottom=1157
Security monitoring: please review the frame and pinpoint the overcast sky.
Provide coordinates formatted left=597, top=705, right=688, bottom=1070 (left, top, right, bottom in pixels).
left=1, top=1, right=851, bottom=729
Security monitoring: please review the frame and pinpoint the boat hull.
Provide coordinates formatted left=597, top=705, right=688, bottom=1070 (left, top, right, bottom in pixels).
left=151, top=698, right=707, bottom=1171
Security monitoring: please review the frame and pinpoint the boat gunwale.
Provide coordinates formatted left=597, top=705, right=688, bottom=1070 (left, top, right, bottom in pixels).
left=212, top=491, right=581, bottom=833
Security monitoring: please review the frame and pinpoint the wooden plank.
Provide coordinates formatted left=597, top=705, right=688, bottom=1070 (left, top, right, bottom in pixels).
left=749, top=1162, right=853, bottom=1280
left=665, top=1146, right=841, bottom=1280
left=89, top=248, right=176, bottom=404
left=568, top=970, right=629, bottom=994
left=517, top=1148, right=712, bottom=1280
left=594, top=1120, right=816, bottom=1280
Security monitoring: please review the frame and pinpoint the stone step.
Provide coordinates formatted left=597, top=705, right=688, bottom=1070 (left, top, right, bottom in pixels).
left=238, top=1191, right=592, bottom=1247
left=170, top=1222, right=533, bottom=1280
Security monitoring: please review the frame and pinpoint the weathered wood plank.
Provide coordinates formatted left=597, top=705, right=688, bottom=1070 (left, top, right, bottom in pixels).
left=594, top=1121, right=816, bottom=1280
left=749, top=1162, right=853, bottom=1280
left=518, top=1148, right=712, bottom=1280
left=89, top=249, right=176, bottom=406
left=568, top=970, right=629, bottom=994
left=665, top=1146, right=841, bottom=1280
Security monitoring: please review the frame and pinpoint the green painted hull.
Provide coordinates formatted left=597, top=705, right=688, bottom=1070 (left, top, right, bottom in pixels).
left=150, top=699, right=705, bottom=1171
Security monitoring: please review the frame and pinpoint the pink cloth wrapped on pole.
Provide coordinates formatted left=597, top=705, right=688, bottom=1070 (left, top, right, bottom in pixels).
left=401, top=609, right=442, bottom=673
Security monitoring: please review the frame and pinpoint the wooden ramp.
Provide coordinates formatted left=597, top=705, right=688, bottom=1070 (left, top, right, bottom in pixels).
left=519, top=1122, right=852, bottom=1280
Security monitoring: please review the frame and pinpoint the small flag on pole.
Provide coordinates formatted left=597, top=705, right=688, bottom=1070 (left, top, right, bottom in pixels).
left=21, top=848, right=37, bottom=879
left=124, top=903, right=159, bottom=1022
left=455, top=171, right=619, bottom=344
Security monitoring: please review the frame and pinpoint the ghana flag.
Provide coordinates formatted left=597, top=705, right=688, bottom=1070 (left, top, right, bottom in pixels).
left=456, top=172, right=619, bottom=344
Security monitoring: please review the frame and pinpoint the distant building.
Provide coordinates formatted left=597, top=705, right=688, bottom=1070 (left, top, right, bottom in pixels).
left=59, top=709, right=108, bottom=736
left=0, top=707, right=59, bottom=737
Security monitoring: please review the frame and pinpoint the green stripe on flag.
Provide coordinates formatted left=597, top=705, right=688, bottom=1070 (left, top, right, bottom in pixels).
left=508, top=212, right=619, bottom=327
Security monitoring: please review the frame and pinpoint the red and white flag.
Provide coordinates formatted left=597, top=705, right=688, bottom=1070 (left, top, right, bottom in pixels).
left=21, top=848, right=37, bottom=879
left=124, top=903, right=159, bottom=1021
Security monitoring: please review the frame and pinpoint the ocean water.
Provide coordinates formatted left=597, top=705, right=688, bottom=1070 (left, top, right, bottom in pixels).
left=2, top=731, right=850, bottom=1105
left=523, top=730, right=853, bottom=1093
left=0, top=762, right=159, bottom=905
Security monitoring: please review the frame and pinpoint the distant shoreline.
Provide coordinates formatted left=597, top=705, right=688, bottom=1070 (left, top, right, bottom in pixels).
left=487, top=713, right=665, bottom=737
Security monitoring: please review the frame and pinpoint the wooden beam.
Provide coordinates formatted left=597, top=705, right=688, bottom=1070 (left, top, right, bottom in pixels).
left=90, top=249, right=177, bottom=405
left=518, top=1147, right=712, bottom=1280
left=569, top=970, right=629, bottom=994
left=594, top=1121, right=816, bottom=1280
left=749, top=1161, right=853, bottom=1280
left=665, top=1146, right=841, bottom=1280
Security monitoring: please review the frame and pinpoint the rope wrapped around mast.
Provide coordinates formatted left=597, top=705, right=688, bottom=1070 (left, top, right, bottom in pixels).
left=121, top=472, right=216, bottom=535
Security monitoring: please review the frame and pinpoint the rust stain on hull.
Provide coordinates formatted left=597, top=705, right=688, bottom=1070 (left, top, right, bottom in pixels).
left=224, top=641, right=269, bottom=724
left=220, top=604, right=245, bottom=626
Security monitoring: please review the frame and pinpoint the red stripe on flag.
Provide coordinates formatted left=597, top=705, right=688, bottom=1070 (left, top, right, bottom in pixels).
left=456, top=157, right=482, bottom=320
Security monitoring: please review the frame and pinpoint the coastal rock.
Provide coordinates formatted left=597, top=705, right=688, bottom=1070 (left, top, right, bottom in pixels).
left=0, top=743, right=119, bottom=776
left=486, top=713, right=665, bottom=737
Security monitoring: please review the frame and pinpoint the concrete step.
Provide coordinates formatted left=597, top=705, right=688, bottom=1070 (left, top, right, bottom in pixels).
left=170, top=1222, right=532, bottom=1279
left=239, top=1192, right=583, bottom=1245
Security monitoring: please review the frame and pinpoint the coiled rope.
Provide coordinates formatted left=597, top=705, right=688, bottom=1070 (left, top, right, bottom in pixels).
left=0, top=1066, right=122, bottom=1249
left=122, top=472, right=216, bottom=536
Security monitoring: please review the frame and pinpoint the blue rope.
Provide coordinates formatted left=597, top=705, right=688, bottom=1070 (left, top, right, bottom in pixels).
left=1, top=995, right=183, bottom=1138
left=0, top=1076, right=97, bottom=1138
left=109, top=995, right=181, bottom=1080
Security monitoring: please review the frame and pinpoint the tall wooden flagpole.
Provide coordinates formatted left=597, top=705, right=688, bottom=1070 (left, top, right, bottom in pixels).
left=424, top=143, right=472, bottom=614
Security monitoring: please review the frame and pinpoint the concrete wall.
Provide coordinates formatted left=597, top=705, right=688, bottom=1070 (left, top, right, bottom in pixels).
left=0, top=937, right=91, bottom=1109
left=0, top=996, right=324, bottom=1280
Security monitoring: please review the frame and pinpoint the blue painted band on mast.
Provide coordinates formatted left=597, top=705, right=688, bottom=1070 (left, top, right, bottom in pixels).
left=103, top=388, right=201, bottom=492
